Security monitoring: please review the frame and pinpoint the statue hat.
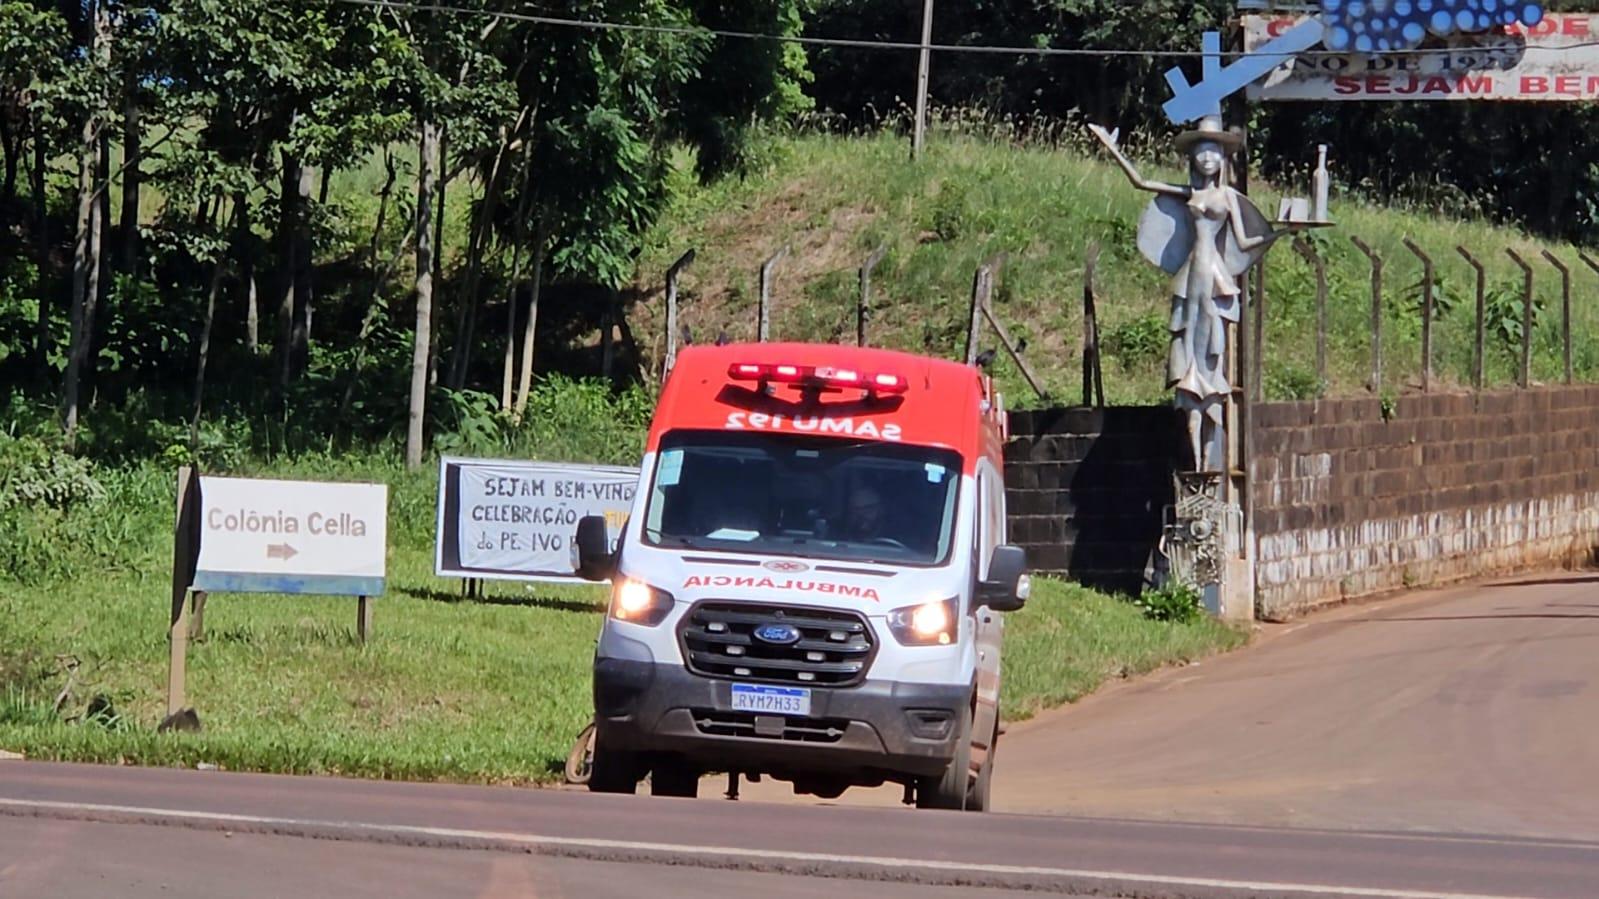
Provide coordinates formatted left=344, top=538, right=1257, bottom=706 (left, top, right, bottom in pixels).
left=1174, top=114, right=1245, bottom=154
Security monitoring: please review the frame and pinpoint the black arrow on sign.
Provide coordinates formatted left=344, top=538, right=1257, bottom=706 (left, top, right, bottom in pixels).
left=267, top=543, right=298, bottom=561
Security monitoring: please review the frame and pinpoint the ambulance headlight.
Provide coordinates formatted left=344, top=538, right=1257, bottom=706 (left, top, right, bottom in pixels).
left=610, top=579, right=674, bottom=627
left=887, top=599, right=958, bottom=646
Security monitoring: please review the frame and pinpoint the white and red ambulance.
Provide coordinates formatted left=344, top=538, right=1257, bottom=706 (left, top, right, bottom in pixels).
left=573, top=342, right=1028, bottom=810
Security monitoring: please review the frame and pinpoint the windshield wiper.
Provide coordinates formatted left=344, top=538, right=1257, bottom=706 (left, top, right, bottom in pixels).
left=646, top=530, right=699, bottom=548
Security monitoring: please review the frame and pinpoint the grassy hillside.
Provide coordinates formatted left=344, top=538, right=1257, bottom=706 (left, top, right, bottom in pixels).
left=629, top=127, right=1597, bottom=406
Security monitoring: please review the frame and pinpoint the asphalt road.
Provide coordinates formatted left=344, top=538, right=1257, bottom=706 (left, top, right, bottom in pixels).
left=994, top=573, right=1599, bottom=840
left=3, top=573, right=1597, bottom=898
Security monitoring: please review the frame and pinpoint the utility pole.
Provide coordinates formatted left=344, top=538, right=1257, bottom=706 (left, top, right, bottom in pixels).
left=911, top=0, right=934, bottom=160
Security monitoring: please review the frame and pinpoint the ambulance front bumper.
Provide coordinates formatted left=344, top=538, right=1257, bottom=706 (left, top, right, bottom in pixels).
left=592, top=656, right=967, bottom=778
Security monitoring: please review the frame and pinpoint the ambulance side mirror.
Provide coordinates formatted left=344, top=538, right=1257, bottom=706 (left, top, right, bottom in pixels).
left=574, top=515, right=616, bottom=582
left=980, top=545, right=1029, bottom=612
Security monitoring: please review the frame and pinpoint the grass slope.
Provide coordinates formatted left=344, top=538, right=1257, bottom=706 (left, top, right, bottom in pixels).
left=632, top=128, right=1596, bottom=406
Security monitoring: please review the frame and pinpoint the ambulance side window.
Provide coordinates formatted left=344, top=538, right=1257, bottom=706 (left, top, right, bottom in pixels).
left=975, top=469, right=988, bottom=571
left=976, top=467, right=1001, bottom=576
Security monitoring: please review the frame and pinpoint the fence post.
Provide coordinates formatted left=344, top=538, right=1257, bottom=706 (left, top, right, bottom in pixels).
left=1351, top=236, right=1383, bottom=393
left=1402, top=237, right=1434, bottom=393
left=1543, top=251, right=1573, bottom=385
left=167, top=466, right=200, bottom=720
left=758, top=245, right=789, bottom=343
left=1082, top=244, right=1105, bottom=408
left=1293, top=238, right=1328, bottom=388
left=663, top=249, right=696, bottom=376
left=963, top=253, right=1006, bottom=366
left=1506, top=248, right=1534, bottom=388
left=1457, top=246, right=1486, bottom=390
left=965, top=266, right=992, bottom=366
left=858, top=246, right=887, bottom=347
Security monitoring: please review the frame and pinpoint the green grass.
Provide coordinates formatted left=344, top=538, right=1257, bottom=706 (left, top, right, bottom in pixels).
left=1, top=558, right=1241, bottom=782
left=1, top=541, right=603, bottom=784
left=633, top=125, right=1595, bottom=406
left=0, top=450, right=1244, bottom=783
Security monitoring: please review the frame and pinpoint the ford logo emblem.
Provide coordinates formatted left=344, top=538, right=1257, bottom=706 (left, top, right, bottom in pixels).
left=764, top=560, right=809, bottom=572
left=753, top=623, right=802, bottom=645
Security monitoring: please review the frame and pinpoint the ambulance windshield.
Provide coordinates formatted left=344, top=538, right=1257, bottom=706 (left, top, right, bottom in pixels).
left=643, top=431, right=962, bottom=567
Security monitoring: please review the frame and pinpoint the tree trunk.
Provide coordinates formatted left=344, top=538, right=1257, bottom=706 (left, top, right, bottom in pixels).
left=407, top=118, right=439, bottom=470
left=64, top=3, right=110, bottom=448
left=333, top=152, right=401, bottom=439
left=0, top=116, right=17, bottom=202
left=95, top=137, right=111, bottom=336
left=429, top=128, right=447, bottom=388
left=291, top=163, right=315, bottom=375
left=63, top=114, right=100, bottom=445
left=274, top=153, right=297, bottom=397
left=512, top=217, right=549, bottom=418
left=499, top=147, right=536, bottom=411
left=191, top=218, right=231, bottom=444
left=445, top=129, right=515, bottom=389
left=368, top=151, right=399, bottom=277
left=119, top=73, right=141, bottom=273
left=32, top=118, right=50, bottom=365
left=600, top=288, right=616, bottom=381
left=236, top=191, right=258, bottom=352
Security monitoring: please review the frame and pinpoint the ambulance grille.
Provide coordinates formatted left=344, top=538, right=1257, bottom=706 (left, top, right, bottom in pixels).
left=679, top=602, right=875, bottom=687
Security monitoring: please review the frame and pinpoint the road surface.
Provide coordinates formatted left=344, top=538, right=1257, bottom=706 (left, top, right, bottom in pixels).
left=994, top=573, right=1599, bottom=840
left=3, top=760, right=1598, bottom=898
left=3, top=573, right=1597, bottom=897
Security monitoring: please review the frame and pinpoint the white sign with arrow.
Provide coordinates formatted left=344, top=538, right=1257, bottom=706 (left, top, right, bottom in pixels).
left=193, top=476, right=388, bottom=596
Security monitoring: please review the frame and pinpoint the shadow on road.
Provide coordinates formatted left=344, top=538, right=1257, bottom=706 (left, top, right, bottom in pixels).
left=1370, top=613, right=1599, bottom=622
left=1487, top=574, right=1599, bottom=588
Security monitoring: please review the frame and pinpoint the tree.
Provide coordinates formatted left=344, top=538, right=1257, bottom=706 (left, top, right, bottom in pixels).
left=674, top=0, right=813, bottom=179
left=396, top=0, right=514, bottom=467
left=0, top=2, right=69, bottom=203
left=62, top=0, right=112, bottom=447
left=0, top=2, right=72, bottom=368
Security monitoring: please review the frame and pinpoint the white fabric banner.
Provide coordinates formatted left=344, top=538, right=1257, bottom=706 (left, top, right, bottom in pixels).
left=435, top=457, right=638, bottom=582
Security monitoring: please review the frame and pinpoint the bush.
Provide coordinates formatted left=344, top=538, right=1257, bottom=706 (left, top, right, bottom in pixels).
left=1103, top=313, right=1169, bottom=373
left=1265, top=362, right=1324, bottom=401
left=0, top=433, right=104, bottom=512
left=0, top=462, right=169, bottom=585
left=1135, top=582, right=1204, bottom=624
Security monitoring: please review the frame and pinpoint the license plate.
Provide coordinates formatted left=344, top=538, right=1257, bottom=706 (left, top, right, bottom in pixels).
left=730, top=683, right=811, bottom=716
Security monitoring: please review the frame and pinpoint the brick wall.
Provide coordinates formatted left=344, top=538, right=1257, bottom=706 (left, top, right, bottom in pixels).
left=1005, top=406, right=1185, bottom=595
left=1252, top=387, right=1599, bottom=620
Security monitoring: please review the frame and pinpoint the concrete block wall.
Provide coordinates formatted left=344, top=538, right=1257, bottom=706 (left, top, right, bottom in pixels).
left=1252, top=387, right=1599, bottom=620
left=1005, top=406, right=1185, bottom=595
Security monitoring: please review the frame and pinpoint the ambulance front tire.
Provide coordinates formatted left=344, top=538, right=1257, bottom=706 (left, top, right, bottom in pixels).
left=967, top=716, right=997, bottom=812
left=649, top=758, right=700, bottom=798
left=587, top=738, right=644, bottom=794
left=916, top=704, right=973, bottom=811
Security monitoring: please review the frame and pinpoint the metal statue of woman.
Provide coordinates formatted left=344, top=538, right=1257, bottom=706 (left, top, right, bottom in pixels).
left=1089, top=115, right=1285, bottom=473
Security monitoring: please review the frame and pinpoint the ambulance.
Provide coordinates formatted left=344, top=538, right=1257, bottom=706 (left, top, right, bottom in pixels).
left=573, top=342, right=1029, bottom=810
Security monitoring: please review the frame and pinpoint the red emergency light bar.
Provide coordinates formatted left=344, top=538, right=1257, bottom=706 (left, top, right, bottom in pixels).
left=727, top=362, right=909, bottom=395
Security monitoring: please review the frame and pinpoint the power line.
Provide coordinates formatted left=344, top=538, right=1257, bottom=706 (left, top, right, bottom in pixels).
left=332, top=0, right=1599, bottom=61
left=332, top=0, right=1229, bottom=58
